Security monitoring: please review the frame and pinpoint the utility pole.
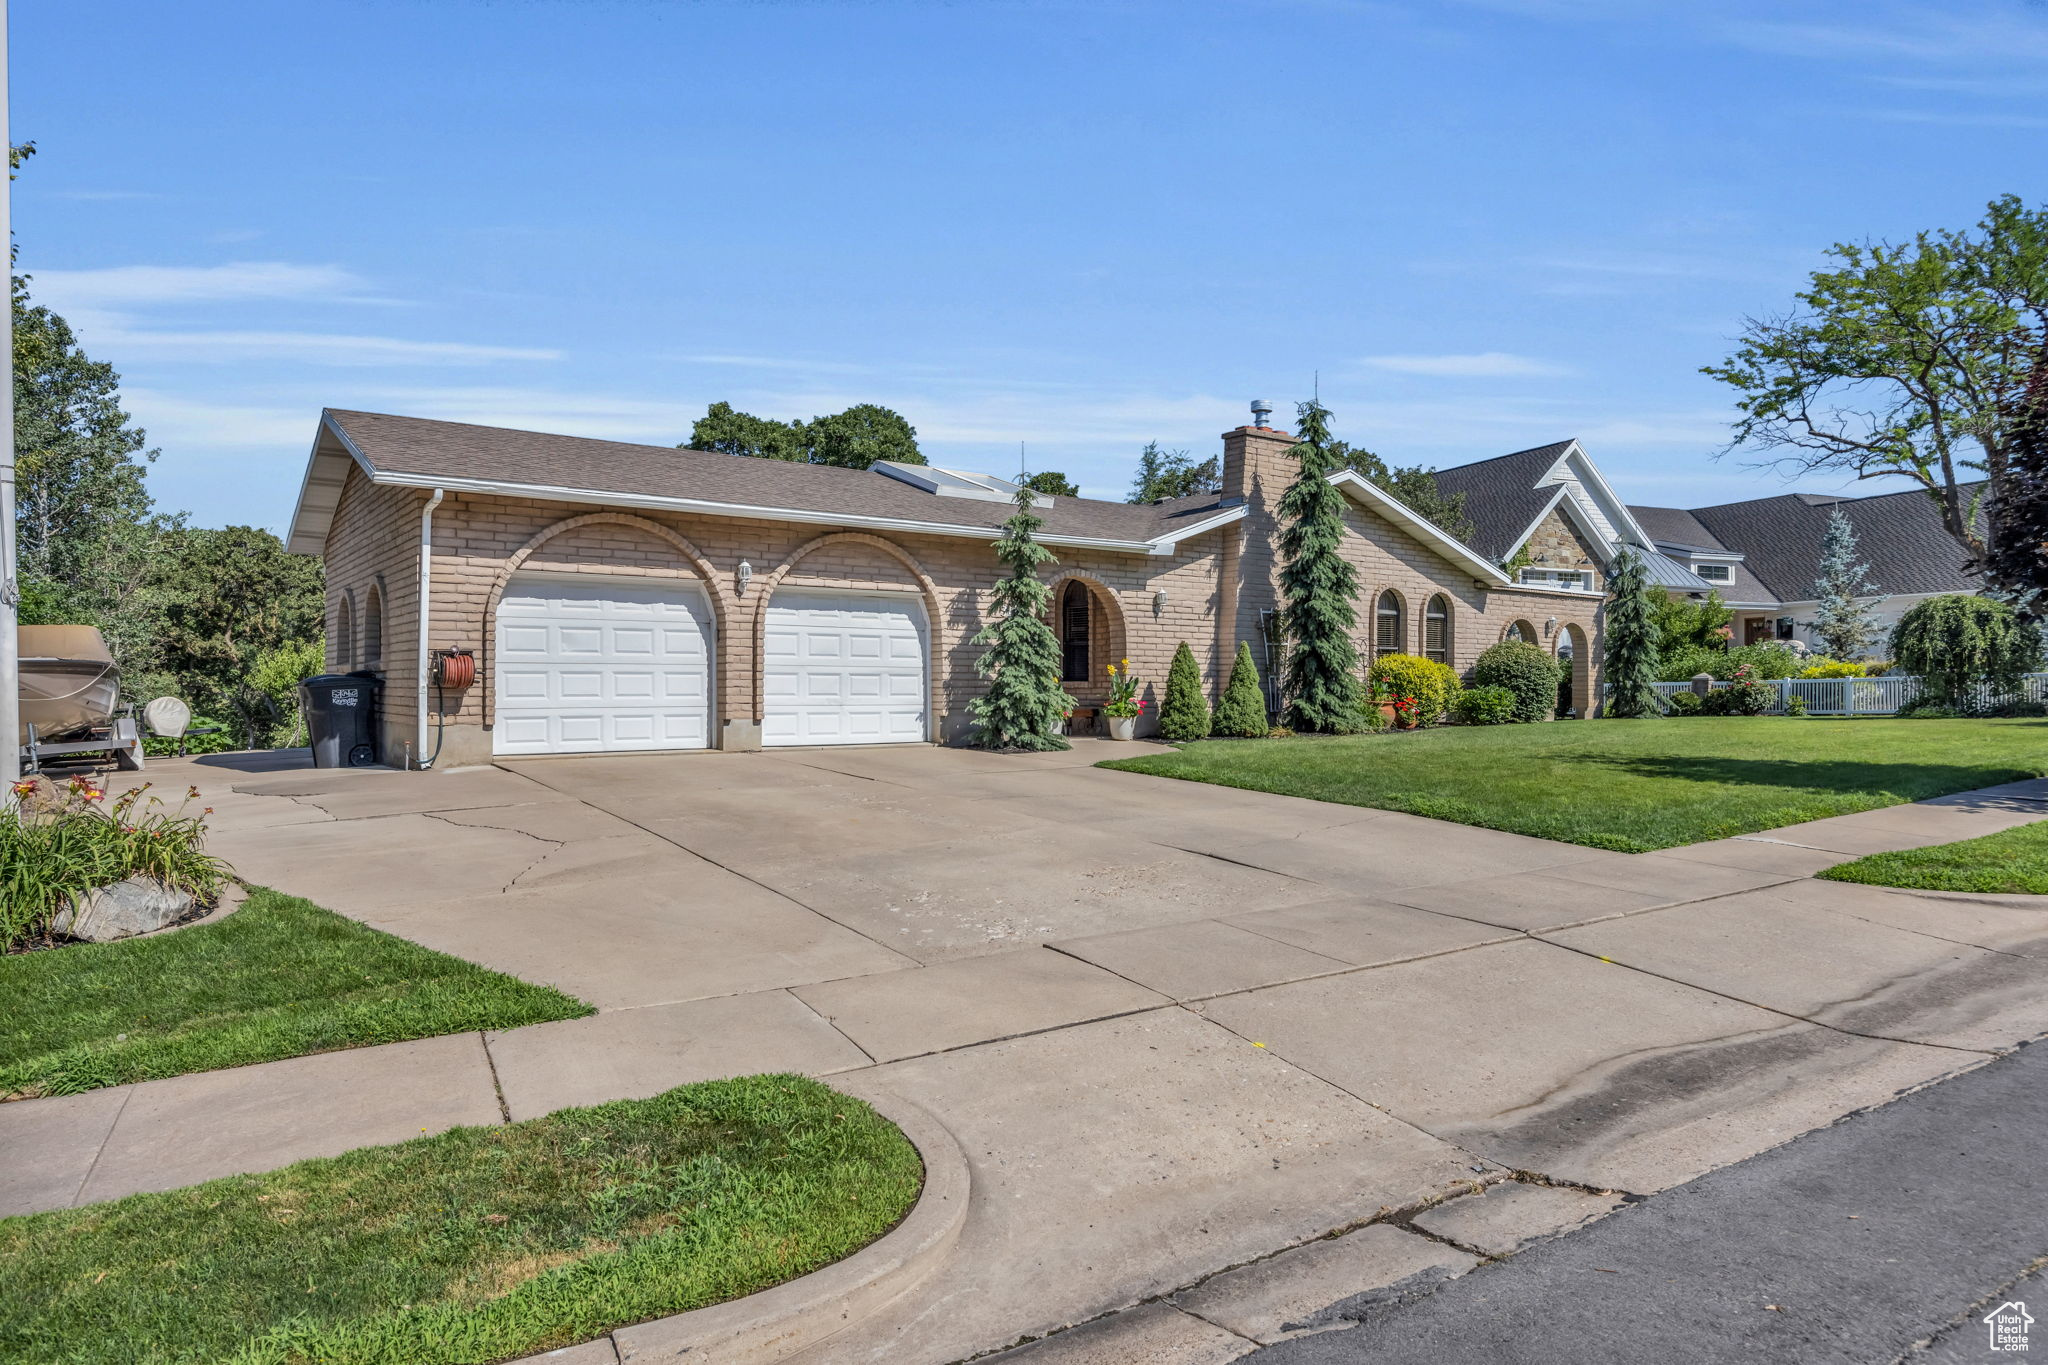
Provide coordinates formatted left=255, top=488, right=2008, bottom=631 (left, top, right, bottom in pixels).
left=0, top=0, right=18, bottom=796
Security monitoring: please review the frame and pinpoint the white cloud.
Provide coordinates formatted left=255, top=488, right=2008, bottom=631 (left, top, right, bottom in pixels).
left=97, top=329, right=560, bottom=367
left=29, top=261, right=371, bottom=309
left=1357, top=352, right=1569, bottom=378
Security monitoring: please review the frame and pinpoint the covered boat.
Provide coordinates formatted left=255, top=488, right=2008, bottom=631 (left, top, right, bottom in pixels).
left=19, top=625, right=122, bottom=744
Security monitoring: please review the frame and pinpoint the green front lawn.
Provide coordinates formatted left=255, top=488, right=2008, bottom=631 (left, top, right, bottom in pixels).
left=1, top=889, right=592, bottom=1101
left=1101, top=718, right=2048, bottom=852
left=0, top=1075, right=923, bottom=1365
left=1820, top=819, right=2048, bottom=894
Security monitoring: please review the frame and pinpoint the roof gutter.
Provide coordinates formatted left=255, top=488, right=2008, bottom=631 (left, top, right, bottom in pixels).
left=414, top=487, right=445, bottom=770
left=360, top=468, right=1241, bottom=556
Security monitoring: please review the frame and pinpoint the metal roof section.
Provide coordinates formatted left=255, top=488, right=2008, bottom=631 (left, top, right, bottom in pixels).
left=1641, top=549, right=1716, bottom=591
left=872, top=461, right=1048, bottom=505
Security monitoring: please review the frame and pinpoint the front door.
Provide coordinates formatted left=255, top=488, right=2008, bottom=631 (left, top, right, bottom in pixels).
left=1744, top=616, right=1772, bottom=646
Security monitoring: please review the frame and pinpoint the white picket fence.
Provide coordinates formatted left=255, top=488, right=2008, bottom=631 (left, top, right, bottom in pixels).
left=1649, top=673, right=2048, bottom=716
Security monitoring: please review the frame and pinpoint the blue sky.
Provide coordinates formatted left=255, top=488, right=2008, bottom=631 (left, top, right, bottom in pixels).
left=16, top=0, right=2048, bottom=533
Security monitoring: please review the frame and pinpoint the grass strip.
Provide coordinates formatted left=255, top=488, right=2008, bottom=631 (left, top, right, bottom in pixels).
left=0, top=1075, right=923, bottom=1365
left=1, top=889, right=592, bottom=1100
left=1819, top=819, right=2048, bottom=894
left=1101, top=717, right=2048, bottom=852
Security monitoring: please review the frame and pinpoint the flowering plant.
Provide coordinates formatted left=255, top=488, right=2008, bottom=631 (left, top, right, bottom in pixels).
left=2, top=778, right=231, bottom=949
left=1103, top=659, right=1145, bottom=719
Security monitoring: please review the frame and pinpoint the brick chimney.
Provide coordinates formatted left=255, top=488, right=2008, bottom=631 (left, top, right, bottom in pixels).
left=1215, top=400, right=1300, bottom=676
left=1221, top=400, right=1297, bottom=509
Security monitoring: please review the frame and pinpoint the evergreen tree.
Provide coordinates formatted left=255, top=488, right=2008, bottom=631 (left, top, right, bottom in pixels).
left=1330, top=441, right=1476, bottom=543
left=968, top=487, right=1071, bottom=751
left=1804, top=506, right=1888, bottom=658
left=1157, top=641, right=1212, bottom=741
left=1212, top=640, right=1269, bottom=737
left=1277, top=399, right=1363, bottom=731
left=1602, top=546, right=1662, bottom=718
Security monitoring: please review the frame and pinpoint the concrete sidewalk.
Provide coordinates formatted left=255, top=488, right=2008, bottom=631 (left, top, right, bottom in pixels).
left=5, top=745, right=2046, bottom=1365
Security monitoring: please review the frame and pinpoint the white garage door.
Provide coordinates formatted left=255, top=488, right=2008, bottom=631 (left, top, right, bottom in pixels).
left=763, top=590, right=927, bottom=747
left=494, top=575, right=713, bottom=756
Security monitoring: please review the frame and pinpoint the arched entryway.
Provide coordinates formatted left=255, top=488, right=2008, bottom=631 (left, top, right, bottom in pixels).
left=1556, top=623, right=1591, bottom=718
left=1503, top=619, right=1539, bottom=646
left=1044, top=574, right=1128, bottom=716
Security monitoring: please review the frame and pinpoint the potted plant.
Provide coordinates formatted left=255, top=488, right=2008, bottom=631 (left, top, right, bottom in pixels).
left=1104, top=659, right=1145, bottom=740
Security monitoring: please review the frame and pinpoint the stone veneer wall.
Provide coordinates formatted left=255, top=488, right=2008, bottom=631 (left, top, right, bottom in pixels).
left=1522, top=506, right=1605, bottom=590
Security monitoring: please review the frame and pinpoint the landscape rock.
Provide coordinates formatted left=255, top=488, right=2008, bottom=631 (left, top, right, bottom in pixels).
left=52, top=877, right=198, bottom=942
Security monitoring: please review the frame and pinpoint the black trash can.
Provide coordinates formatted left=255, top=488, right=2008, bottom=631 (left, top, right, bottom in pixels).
left=301, top=672, right=383, bottom=768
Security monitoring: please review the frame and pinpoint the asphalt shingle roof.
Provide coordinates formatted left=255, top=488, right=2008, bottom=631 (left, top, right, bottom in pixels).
left=323, top=409, right=1233, bottom=546
left=1427, top=440, right=1576, bottom=563
left=1627, top=484, right=1981, bottom=603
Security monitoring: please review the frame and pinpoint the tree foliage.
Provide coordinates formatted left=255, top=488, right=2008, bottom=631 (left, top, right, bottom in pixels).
left=1890, top=593, right=2042, bottom=706
left=1021, top=470, right=1079, bottom=497
left=1276, top=400, right=1363, bottom=732
left=1650, top=587, right=1734, bottom=658
left=968, top=488, right=1070, bottom=751
left=146, top=527, right=325, bottom=749
left=1157, top=641, right=1212, bottom=741
left=1128, top=441, right=1219, bottom=503
left=1976, top=345, right=2048, bottom=615
left=1212, top=641, right=1268, bottom=737
left=1602, top=547, right=1662, bottom=718
left=1330, top=441, right=1476, bottom=544
left=1703, top=195, right=2048, bottom=559
left=1805, top=506, right=1888, bottom=658
left=685, top=401, right=926, bottom=469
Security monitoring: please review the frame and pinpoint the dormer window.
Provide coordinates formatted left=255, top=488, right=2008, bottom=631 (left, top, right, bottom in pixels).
left=1696, top=564, right=1732, bottom=583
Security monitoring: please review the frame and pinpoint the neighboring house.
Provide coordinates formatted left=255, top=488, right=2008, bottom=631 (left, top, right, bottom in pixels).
left=285, top=404, right=1603, bottom=765
left=1627, top=485, right=1981, bottom=656
left=1429, top=439, right=1715, bottom=597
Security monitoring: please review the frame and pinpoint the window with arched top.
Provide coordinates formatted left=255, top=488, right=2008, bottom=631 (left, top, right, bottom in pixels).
left=362, top=585, right=385, bottom=672
left=1060, top=580, right=1091, bottom=683
left=1375, top=591, right=1404, bottom=657
left=336, top=595, right=355, bottom=670
left=1423, top=595, right=1450, bottom=664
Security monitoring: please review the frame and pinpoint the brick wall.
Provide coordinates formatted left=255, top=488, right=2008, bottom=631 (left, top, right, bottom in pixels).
left=323, top=471, right=427, bottom=762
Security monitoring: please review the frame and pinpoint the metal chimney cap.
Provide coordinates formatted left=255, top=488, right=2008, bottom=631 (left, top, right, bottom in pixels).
left=1249, top=399, right=1274, bottom=426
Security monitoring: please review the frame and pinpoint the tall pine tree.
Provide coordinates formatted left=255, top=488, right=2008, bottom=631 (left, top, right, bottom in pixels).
left=1602, top=546, right=1661, bottom=718
left=1277, top=399, right=1362, bottom=731
left=1804, top=506, right=1887, bottom=658
left=968, top=486, right=1071, bottom=751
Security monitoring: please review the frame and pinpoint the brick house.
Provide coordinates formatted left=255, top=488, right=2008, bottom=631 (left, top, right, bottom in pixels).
left=285, top=403, right=1607, bottom=767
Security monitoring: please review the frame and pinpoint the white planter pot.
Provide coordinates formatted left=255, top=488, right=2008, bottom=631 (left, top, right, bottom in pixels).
left=1107, top=715, right=1137, bottom=741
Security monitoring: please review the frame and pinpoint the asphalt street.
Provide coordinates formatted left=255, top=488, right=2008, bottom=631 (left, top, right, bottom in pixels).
left=1254, top=1040, right=2048, bottom=1365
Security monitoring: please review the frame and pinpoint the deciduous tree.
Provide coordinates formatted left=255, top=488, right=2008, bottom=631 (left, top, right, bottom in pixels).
left=1022, top=470, right=1079, bottom=497
left=1976, top=346, right=2048, bottom=615
left=1703, top=195, right=2048, bottom=560
left=1128, top=441, right=1219, bottom=503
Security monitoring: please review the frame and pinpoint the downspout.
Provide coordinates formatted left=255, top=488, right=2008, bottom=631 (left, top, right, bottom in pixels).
left=414, top=488, right=445, bottom=769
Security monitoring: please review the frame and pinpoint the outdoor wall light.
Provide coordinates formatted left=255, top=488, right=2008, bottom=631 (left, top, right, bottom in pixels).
left=1153, top=589, right=1168, bottom=614
left=1546, top=616, right=1559, bottom=636
left=736, top=560, right=753, bottom=596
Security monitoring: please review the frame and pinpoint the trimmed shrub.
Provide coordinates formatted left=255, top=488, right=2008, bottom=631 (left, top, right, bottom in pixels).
left=1785, top=692, right=1808, bottom=716
left=1664, top=690, right=1703, bottom=715
left=1451, top=685, right=1517, bottom=725
left=1212, top=641, right=1269, bottom=738
left=1699, top=666, right=1775, bottom=716
left=1366, top=653, right=1461, bottom=726
left=1157, top=641, right=1213, bottom=742
left=1895, top=696, right=1960, bottom=719
left=1656, top=642, right=1801, bottom=683
left=1469, top=640, right=1563, bottom=723
left=1798, top=659, right=1866, bottom=679
left=1891, top=594, right=2042, bottom=706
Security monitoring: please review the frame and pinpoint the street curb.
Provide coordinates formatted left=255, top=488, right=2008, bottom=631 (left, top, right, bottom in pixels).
left=602, top=1078, right=969, bottom=1363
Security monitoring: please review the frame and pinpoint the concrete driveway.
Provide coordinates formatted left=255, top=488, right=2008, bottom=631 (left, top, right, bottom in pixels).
left=9, top=741, right=2048, bottom=1365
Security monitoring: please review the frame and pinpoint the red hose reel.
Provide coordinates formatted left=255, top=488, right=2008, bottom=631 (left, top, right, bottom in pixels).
left=432, top=649, right=477, bottom=689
